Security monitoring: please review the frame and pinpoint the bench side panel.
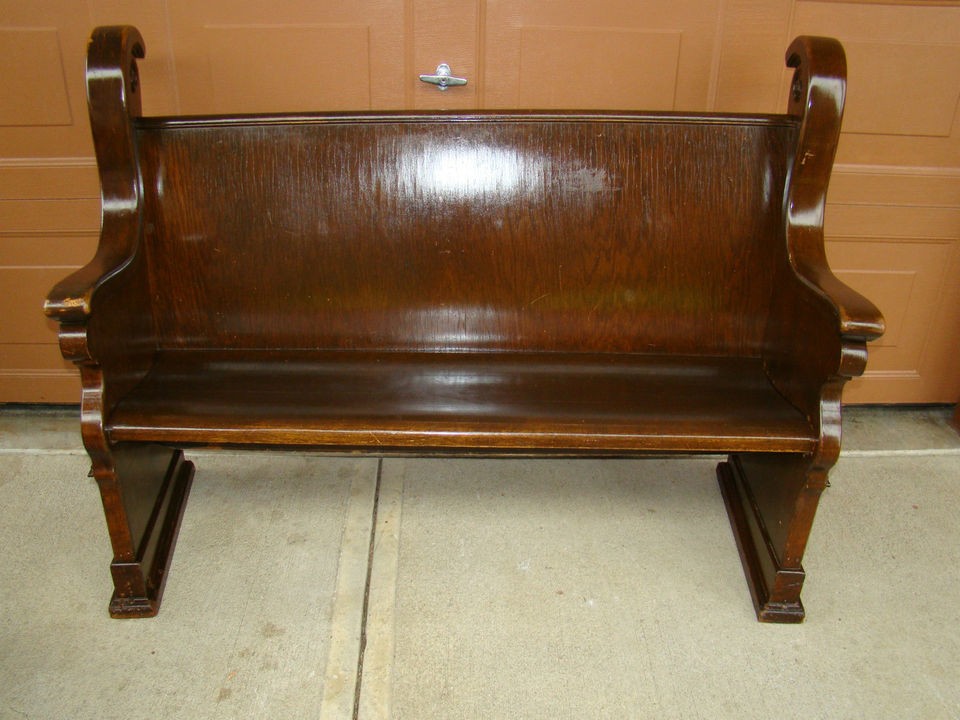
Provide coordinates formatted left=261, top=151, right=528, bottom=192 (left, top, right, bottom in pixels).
left=136, top=118, right=794, bottom=356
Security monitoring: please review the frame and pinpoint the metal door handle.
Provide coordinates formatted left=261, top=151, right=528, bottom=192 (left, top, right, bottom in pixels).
left=418, top=63, right=467, bottom=91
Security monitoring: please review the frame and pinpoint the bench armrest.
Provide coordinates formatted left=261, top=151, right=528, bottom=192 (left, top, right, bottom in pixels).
left=45, top=244, right=139, bottom=323
left=781, top=36, right=885, bottom=343
left=44, top=26, right=145, bottom=324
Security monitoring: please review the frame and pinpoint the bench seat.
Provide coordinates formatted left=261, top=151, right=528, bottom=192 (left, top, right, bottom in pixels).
left=107, top=350, right=815, bottom=454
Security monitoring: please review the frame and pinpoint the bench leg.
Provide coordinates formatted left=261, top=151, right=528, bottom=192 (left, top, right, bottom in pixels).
left=90, top=444, right=195, bottom=618
left=717, top=453, right=827, bottom=623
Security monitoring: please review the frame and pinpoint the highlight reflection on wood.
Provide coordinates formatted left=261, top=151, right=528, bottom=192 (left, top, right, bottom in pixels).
left=45, top=26, right=883, bottom=621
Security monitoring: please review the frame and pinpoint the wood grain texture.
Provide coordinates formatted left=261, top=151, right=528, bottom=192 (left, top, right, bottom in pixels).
left=107, top=350, right=816, bottom=453
left=136, top=113, right=794, bottom=356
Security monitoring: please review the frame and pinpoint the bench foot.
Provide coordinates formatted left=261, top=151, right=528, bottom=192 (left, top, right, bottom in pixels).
left=92, top=446, right=194, bottom=619
left=717, top=455, right=823, bottom=623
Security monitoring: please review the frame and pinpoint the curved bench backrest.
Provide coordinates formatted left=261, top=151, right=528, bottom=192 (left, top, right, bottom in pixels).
left=136, top=113, right=796, bottom=356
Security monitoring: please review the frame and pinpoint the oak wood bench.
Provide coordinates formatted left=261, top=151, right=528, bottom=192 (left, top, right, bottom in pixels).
left=46, top=26, right=884, bottom=622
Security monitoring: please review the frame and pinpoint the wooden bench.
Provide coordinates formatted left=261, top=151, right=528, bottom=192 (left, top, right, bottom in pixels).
left=45, top=26, right=884, bottom=622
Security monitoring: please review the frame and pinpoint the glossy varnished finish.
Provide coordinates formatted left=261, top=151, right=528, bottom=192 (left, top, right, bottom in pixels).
left=136, top=115, right=794, bottom=356
left=107, top=350, right=815, bottom=453
left=45, top=27, right=884, bottom=621
left=42, top=28, right=194, bottom=618
left=724, top=38, right=884, bottom=622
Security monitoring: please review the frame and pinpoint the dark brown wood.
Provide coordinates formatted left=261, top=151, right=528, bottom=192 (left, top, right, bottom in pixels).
left=717, top=459, right=807, bottom=623
left=134, top=115, right=793, bottom=356
left=45, top=26, right=884, bottom=621
left=41, top=27, right=192, bottom=618
left=106, top=350, right=815, bottom=453
left=104, top=446, right=194, bottom=618
left=716, top=37, right=884, bottom=622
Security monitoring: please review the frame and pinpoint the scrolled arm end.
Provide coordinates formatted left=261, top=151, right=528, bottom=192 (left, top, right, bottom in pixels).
left=48, top=26, right=148, bottom=326
left=785, top=36, right=847, bottom=121
left=781, top=36, right=885, bottom=347
left=807, top=266, right=885, bottom=342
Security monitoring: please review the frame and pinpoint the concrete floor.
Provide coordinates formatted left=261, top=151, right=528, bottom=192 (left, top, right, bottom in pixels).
left=1, top=405, right=958, bottom=719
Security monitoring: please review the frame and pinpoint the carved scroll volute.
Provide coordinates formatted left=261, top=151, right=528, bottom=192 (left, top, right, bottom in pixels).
left=87, top=25, right=144, bottom=179
left=786, top=36, right=846, bottom=198
left=44, top=26, right=145, bottom=332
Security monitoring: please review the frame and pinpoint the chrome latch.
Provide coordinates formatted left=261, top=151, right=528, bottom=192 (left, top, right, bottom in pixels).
left=418, top=63, right=467, bottom=91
